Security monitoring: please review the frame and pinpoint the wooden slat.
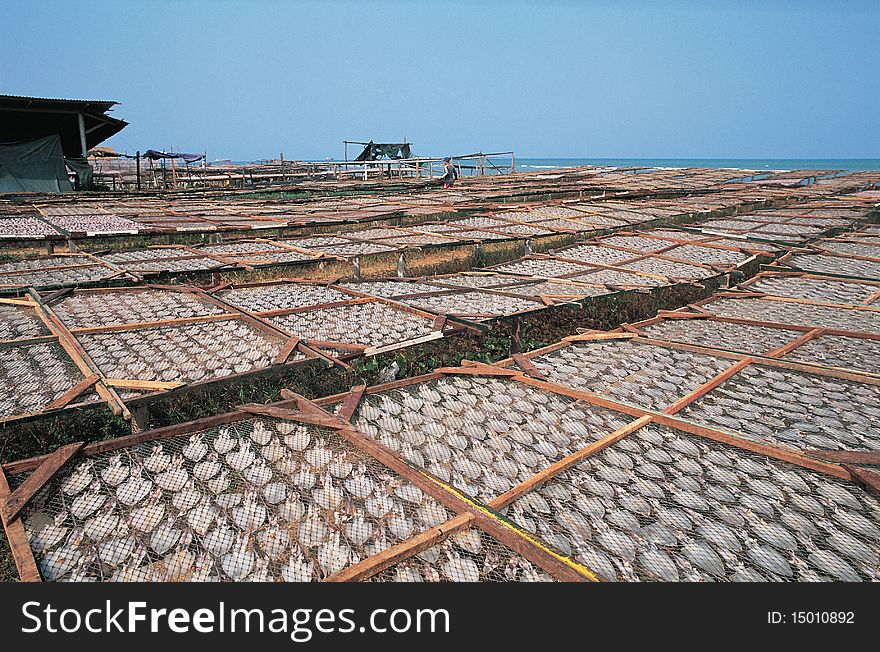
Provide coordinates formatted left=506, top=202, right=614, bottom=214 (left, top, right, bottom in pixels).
left=765, top=328, right=824, bottom=358
left=0, top=297, right=37, bottom=307
left=655, top=310, right=708, bottom=319
left=208, top=281, right=232, bottom=293
left=105, top=378, right=184, bottom=391
left=0, top=335, right=57, bottom=349
left=237, top=403, right=346, bottom=430
left=3, top=442, right=84, bottom=524
left=26, top=288, right=130, bottom=420
left=435, top=362, right=521, bottom=377
left=490, top=415, right=653, bottom=509
left=69, top=313, right=236, bottom=335
left=323, top=514, right=475, bottom=582
left=40, top=287, right=74, bottom=306
left=336, top=385, right=367, bottom=423
left=864, top=288, right=880, bottom=305
left=45, top=374, right=100, bottom=410
left=511, top=353, right=546, bottom=380
left=649, top=413, right=851, bottom=479
left=662, top=358, right=754, bottom=415
left=564, top=331, right=638, bottom=342
left=306, top=340, right=367, bottom=352
left=841, top=465, right=880, bottom=496
left=514, top=376, right=648, bottom=419
left=273, top=336, right=301, bottom=364
left=3, top=410, right=249, bottom=476
left=0, top=466, right=42, bottom=582
left=804, top=450, right=880, bottom=466
left=364, top=331, right=445, bottom=357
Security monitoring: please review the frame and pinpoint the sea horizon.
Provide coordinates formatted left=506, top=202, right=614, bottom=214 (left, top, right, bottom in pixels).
left=513, top=157, right=880, bottom=173
left=229, top=156, right=880, bottom=173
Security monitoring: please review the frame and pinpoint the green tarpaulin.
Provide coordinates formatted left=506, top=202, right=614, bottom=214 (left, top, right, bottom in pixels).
left=0, top=134, right=73, bottom=193
left=63, top=156, right=94, bottom=191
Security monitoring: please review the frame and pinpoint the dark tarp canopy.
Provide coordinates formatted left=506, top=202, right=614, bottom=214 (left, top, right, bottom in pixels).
left=143, top=150, right=205, bottom=163
left=0, top=135, right=73, bottom=193
left=354, top=142, right=412, bottom=161
left=0, top=95, right=127, bottom=159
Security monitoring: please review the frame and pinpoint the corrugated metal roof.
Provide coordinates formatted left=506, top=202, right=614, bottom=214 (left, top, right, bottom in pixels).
left=0, top=94, right=120, bottom=111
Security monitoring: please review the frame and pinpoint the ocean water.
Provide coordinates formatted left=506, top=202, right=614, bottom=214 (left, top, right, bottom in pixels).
left=513, top=158, right=880, bottom=173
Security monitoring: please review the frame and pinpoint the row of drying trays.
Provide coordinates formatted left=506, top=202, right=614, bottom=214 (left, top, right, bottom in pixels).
left=2, top=259, right=880, bottom=582
left=3, top=164, right=875, bottom=240
left=0, top=193, right=868, bottom=291
left=0, top=199, right=875, bottom=431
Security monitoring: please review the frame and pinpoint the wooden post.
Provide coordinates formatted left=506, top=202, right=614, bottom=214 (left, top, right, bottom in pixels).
left=77, top=113, right=87, bottom=157
left=136, top=150, right=141, bottom=190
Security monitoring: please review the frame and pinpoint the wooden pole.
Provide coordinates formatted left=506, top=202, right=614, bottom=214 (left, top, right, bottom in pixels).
left=77, top=113, right=87, bottom=157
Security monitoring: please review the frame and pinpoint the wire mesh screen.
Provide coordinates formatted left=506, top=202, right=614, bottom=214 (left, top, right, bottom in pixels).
left=528, top=206, right=586, bottom=219
left=642, top=230, right=712, bottom=243
left=501, top=423, right=880, bottom=581
left=116, top=257, right=225, bottom=273
left=705, top=297, right=880, bottom=334
left=639, top=319, right=798, bottom=356
left=662, top=244, right=750, bottom=266
left=599, top=235, right=675, bottom=252
left=0, top=257, right=95, bottom=273
left=708, top=238, right=781, bottom=253
left=678, top=363, right=880, bottom=452
left=368, top=527, right=555, bottom=582
left=403, top=290, right=542, bottom=320
left=486, top=258, right=592, bottom=278
left=0, top=264, right=111, bottom=289
left=0, top=341, right=92, bottom=418
left=338, top=281, right=448, bottom=299
left=788, top=254, right=880, bottom=280
left=498, top=281, right=608, bottom=299
left=352, top=376, right=634, bottom=503
left=53, top=290, right=226, bottom=330
left=220, top=284, right=352, bottom=312
left=18, top=417, right=453, bottom=582
left=821, top=241, right=880, bottom=258
left=554, top=245, right=639, bottom=266
left=620, top=257, right=712, bottom=280
left=0, top=215, right=62, bottom=238
left=199, top=242, right=290, bottom=255
left=523, top=340, right=735, bottom=410
left=268, top=301, right=436, bottom=353
left=746, top=275, right=877, bottom=304
left=38, top=213, right=140, bottom=235
left=309, top=241, right=399, bottom=257
left=0, top=304, right=49, bottom=340
left=783, top=335, right=880, bottom=374
left=77, top=319, right=285, bottom=384
left=570, top=268, right=665, bottom=287
left=222, top=251, right=317, bottom=265
left=436, top=274, right=534, bottom=290
left=103, top=248, right=194, bottom=264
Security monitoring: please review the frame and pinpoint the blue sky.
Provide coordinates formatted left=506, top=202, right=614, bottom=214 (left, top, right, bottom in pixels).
left=2, top=1, right=877, bottom=160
